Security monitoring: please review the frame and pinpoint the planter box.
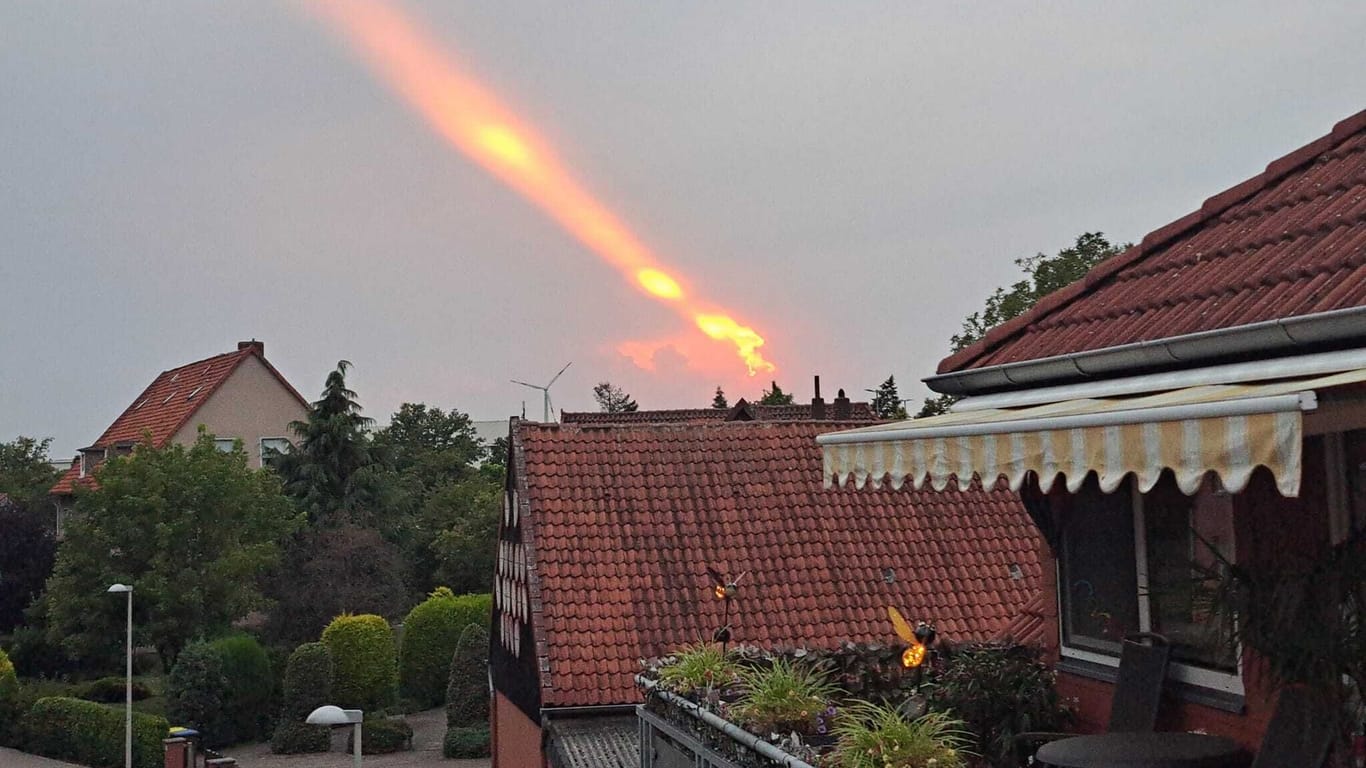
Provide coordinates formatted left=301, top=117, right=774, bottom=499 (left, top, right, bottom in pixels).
left=637, top=693, right=818, bottom=768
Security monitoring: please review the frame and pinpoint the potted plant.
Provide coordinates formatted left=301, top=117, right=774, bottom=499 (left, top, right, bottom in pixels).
left=833, top=701, right=972, bottom=768
left=731, top=656, right=840, bottom=740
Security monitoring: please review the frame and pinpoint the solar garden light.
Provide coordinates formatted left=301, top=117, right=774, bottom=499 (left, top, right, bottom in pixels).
left=307, top=705, right=364, bottom=768
left=106, top=584, right=133, bottom=768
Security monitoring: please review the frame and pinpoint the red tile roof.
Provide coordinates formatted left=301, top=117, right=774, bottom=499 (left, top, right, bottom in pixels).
left=507, top=419, right=1043, bottom=706
left=51, top=342, right=307, bottom=495
left=939, top=108, right=1366, bottom=374
left=560, top=401, right=877, bottom=424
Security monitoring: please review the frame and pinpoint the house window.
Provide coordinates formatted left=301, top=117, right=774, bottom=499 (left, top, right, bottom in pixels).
left=213, top=438, right=238, bottom=453
left=1059, top=473, right=1240, bottom=691
left=260, top=437, right=292, bottom=468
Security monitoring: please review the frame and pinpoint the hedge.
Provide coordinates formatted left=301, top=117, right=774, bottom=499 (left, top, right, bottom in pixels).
left=322, top=614, right=397, bottom=711
left=446, top=623, right=490, bottom=727
left=270, top=642, right=334, bottom=754
left=209, top=634, right=274, bottom=743
left=0, top=646, right=21, bottom=747
left=80, top=676, right=153, bottom=704
left=443, top=725, right=491, bottom=758
left=166, top=641, right=230, bottom=747
left=22, top=696, right=168, bottom=768
left=347, top=717, right=413, bottom=754
left=269, top=722, right=331, bottom=754
left=399, top=588, right=491, bottom=708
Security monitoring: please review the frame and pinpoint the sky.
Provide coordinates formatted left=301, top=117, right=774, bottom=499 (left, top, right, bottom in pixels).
left=3, top=1, right=1365, bottom=460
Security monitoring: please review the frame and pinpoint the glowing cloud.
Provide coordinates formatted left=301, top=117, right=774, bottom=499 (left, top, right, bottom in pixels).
left=309, top=0, right=775, bottom=375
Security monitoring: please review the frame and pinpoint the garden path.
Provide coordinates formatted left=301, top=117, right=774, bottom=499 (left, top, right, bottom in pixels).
left=225, top=708, right=489, bottom=768
left=0, top=747, right=83, bottom=768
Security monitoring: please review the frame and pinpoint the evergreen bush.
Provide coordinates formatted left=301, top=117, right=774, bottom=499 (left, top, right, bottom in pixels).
left=79, top=676, right=153, bottom=703
left=166, top=640, right=230, bottom=747
left=21, top=696, right=167, bottom=768
left=445, top=623, right=490, bottom=727
left=399, top=588, right=491, bottom=708
left=209, top=634, right=274, bottom=744
left=346, top=717, right=413, bottom=754
left=270, top=642, right=334, bottom=754
left=442, top=725, right=491, bottom=758
left=269, top=722, right=331, bottom=754
left=0, top=646, right=22, bottom=747
left=321, top=614, right=397, bottom=712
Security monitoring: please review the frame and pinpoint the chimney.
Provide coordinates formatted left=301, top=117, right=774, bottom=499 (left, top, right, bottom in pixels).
left=238, top=339, right=264, bottom=357
left=810, top=375, right=826, bottom=419
left=833, top=388, right=852, bottom=420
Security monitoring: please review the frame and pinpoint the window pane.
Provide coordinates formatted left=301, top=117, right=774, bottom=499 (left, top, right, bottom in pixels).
left=213, top=438, right=236, bottom=453
left=1144, top=476, right=1237, bottom=672
left=1060, top=480, right=1139, bottom=654
left=261, top=438, right=292, bottom=468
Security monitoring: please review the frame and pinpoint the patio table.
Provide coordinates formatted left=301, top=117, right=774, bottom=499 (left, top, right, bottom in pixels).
left=1035, top=732, right=1248, bottom=768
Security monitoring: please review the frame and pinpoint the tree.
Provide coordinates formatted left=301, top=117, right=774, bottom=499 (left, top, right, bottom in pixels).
left=373, top=404, right=484, bottom=489
left=0, top=436, right=60, bottom=513
left=275, top=360, right=378, bottom=521
left=918, top=232, right=1127, bottom=416
left=593, top=382, right=638, bottom=413
left=870, top=376, right=908, bottom=420
left=758, top=381, right=795, bottom=406
left=43, top=431, right=300, bottom=665
left=0, top=498, right=56, bottom=632
left=427, top=478, right=501, bottom=595
left=711, top=386, right=728, bottom=409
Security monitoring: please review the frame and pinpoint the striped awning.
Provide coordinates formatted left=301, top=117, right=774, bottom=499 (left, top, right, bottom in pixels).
left=818, top=369, right=1366, bottom=498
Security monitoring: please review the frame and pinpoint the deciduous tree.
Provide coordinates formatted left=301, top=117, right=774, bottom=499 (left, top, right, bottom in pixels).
left=758, top=381, right=794, bottom=406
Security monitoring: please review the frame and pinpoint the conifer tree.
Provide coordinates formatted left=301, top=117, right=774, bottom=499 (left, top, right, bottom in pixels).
left=711, top=386, right=728, bottom=409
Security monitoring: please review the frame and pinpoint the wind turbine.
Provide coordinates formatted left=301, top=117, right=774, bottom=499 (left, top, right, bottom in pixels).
left=512, top=362, right=571, bottom=422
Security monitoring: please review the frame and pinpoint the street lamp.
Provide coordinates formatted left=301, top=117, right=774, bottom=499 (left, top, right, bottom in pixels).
left=107, top=583, right=133, bottom=768
left=307, top=705, right=364, bottom=768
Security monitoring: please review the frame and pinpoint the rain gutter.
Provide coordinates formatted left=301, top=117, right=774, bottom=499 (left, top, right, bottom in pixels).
left=635, top=676, right=819, bottom=768
left=924, top=306, right=1366, bottom=397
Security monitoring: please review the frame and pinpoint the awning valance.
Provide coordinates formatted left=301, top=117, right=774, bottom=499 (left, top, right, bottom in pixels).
left=818, top=369, right=1366, bottom=498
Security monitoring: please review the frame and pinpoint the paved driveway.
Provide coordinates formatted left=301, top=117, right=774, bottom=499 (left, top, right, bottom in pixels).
left=0, top=748, right=83, bottom=768
left=226, top=708, right=490, bottom=768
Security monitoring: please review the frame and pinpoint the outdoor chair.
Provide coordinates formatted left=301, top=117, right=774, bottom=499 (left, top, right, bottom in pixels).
left=1018, top=632, right=1170, bottom=764
left=1249, top=685, right=1336, bottom=768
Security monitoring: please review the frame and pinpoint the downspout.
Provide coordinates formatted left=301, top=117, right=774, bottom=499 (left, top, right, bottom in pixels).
left=635, top=676, right=819, bottom=768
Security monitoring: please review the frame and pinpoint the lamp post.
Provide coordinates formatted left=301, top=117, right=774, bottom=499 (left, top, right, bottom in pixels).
left=307, top=705, right=364, bottom=768
left=107, top=583, right=133, bottom=768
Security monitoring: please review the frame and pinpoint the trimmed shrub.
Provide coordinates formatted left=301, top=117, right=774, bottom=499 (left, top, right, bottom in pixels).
left=347, top=716, right=413, bottom=754
left=0, top=646, right=22, bottom=747
left=21, top=696, right=167, bottom=768
left=399, top=588, right=491, bottom=708
left=209, top=634, right=274, bottom=743
left=166, top=640, right=230, bottom=747
left=270, top=642, right=333, bottom=754
left=445, top=623, right=490, bottom=727
left=269, top=722, right=331, bottom=754
left=79, top=676, right=153, bottom=703
left=443, top=725, right=491, bottom=758
left=322, top=613, right=397, bottom=712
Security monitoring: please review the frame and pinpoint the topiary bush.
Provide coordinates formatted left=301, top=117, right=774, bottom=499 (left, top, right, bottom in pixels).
left=399, top=588, right=492, bottom=708
left=22, top=696, right=167, bottom=768
left=322, top=613, right=397, bottom=712
left=443, top=725, right=491, bottom=758
left=347, top=716, right=413, bottom=754
left=209, top=634, right=274, bottom=744
left=0, top=646, right=22, bottom=747
left=79, top=676, right=153, bottom=703
left=270, top=642, right=334, bottom=754
left=445, top=623, right=490, bottom=727
left=166, top=640, right=231, bottom=747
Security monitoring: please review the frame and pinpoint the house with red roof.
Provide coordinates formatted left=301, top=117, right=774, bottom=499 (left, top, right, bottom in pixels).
left=51, top=340, right=309, bottom=532
left=820, top=107, right=1366, bottom=751
left=489, top=400, right=1046, bottom=768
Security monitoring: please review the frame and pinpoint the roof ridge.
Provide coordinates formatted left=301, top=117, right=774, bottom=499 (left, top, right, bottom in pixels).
left=938, top=106, right=1366, bottom=375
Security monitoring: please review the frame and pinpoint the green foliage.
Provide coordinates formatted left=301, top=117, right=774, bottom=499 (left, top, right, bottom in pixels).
left=374, top=404, right=484, bottom=488
left=275, top=360, right=379, bottom=521
left=401, top=588, right=490, bottom=708
left=269, top=721, right=331, bottom=754
left=757, top=380, right=795, bottom=406
left=0, top=496, right=56, bottom=633
left=209, top=634, right=274, bottom=744
left=655, top=642, right=741, bottom=696
left=733, top=658, right=839, bottom=735
left=322, top=613, right=397, bottom=711
left=166, top=641, right=230, bottom=746
left=445, top=623, right=490, bottom=728
left=427, top=482, right=500, bottom=595
left=870, top=376, right=908, bottom=420
left=347, top=717, right=413, bottom=754
left=711, top=386, right=728, bottom=409
left=833, top=701, right=972, bottom=768
left=45, top=431, right=299, bottom=665
left=593, top=381, right=639, bottom=413
left=79, top=676, right=153, bottom=703
left=268, top=524, right=410, bottom=645
left=919, top=232, right=1126, bottom=417
left=443, top=725, right=491, bottom=758
left=0, top=647, right=21, bottom=747
left=21, top=696, right=168, bottom=768
left=924, top=644, right=1072, bottom=768
left=0, top=436, right=60, bottom=511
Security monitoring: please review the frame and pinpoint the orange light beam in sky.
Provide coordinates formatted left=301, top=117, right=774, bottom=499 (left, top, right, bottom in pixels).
left=309, top=0, right=775, bottom=375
